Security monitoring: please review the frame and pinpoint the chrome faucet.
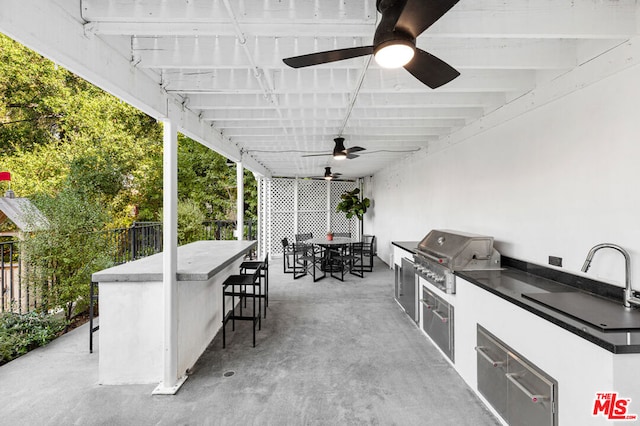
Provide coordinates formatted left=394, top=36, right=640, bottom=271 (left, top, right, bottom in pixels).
left=581, top=243, right=640, bottom=309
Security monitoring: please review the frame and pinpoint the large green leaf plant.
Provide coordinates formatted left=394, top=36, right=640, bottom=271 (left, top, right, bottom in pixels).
left=336, top=188, right=371, bottom=220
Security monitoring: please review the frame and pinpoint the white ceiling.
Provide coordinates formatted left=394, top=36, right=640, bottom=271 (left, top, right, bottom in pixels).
left=11, top=0, right=640, bottom=179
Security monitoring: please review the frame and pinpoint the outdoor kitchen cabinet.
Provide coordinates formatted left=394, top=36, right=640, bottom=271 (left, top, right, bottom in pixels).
left=453, top=276, right=640, bottom=426
left=421, top=286, right=454, bottom=361
left=392, top=242, right=419, bottom=322
left=476, top=325, right=557, bottom=426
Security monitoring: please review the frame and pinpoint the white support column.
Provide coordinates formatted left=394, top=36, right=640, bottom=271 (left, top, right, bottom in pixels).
left=293, top=178, right=299, bottom=234
left=256, top=175, right=262, bottom=256
left=152, top=119, right=187, bottom=395
left=326, top=180, right=332, bottom=232
left=236, top=161, right=244, bottom=241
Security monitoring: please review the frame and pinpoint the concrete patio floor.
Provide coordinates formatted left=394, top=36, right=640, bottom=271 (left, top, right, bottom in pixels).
left=0, top=257, right=499, bottom=425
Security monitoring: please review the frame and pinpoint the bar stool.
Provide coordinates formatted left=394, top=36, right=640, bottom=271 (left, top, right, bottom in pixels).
left=222, top=268, right=261, bottom=348
left=240, top=255, right=268, bottom=318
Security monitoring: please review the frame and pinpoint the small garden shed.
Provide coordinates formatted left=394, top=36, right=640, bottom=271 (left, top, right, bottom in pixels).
left=0, top=189, right=47, bottom=312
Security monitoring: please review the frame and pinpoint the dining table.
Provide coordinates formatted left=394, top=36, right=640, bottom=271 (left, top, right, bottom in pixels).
left=305, top=237, right=358, bottom=271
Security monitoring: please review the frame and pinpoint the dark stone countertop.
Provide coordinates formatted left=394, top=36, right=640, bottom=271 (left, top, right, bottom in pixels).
left=391, top=241, right=419, bottom=254
left=457, top=257, right=640, bottom=354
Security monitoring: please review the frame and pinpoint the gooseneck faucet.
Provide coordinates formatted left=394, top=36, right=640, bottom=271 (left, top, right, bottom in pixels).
left=581, top=243, right=640, bottom=309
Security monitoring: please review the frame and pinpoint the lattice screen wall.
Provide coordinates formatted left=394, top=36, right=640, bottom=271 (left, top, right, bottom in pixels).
left=259, top=178, right=358, bottom=257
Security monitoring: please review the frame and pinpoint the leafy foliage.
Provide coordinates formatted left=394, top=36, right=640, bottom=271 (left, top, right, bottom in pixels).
left=21, top=187, right=113, bottom=324
left=177, top=135, right=257, bottom=220
left=0, top=33, right=256, bottom=230
left=0, top=34, right=69, bottom=155
left=336, top=188, right=371, bottom=221
left=0, top=311, right=65, bottom=365
left=177, top=200, right=207, bottom=245
left=0, top=31, right=261, bottom=360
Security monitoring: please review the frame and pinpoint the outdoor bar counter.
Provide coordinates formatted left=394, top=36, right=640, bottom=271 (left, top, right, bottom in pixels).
left=92, top=240, right=257, bottom=385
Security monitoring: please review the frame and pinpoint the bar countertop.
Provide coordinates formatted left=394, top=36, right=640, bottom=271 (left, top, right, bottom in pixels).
left=92, top=240, right=257, bottom=283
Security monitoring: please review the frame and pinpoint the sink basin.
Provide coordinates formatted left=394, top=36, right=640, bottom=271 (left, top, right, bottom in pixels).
left=522, top=291, right=640, bottom=332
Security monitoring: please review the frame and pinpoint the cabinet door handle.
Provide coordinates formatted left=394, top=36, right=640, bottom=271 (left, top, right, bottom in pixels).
left=433, top=309, right=448, bottom=323
left=505, top=372, right=548, bottom=403
left=420, top=299, right=433, bottom=310
left=474, top=346, right=504, bottom=367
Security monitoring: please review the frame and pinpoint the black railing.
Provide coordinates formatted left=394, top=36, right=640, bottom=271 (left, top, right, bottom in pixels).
left=2, top=220, right=257, bottom=314
left=201, top=220, right=256, bottom=241
left=105, top=221, right=163, bottom=265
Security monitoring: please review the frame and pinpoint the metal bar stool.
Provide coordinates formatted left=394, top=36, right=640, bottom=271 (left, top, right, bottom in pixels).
left=240, top=255, right=268, bottom=318
left=222, top=268, right=261, bottom=348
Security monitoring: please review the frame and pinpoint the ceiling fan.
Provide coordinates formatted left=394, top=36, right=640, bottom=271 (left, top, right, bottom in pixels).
left=302, top=137, right=366, bottom=160
left=282, top=0, right=460, bottom=89
left=323, top=167, right=342, bottom=180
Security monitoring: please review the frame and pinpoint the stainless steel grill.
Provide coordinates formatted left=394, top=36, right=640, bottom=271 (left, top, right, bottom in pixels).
left=414, top=229, right=501, bottom=294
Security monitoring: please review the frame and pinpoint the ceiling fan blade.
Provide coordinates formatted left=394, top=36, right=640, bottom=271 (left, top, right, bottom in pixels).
left=346, top=153, right=360, bottom=160
left=346, top=146, right=366, bottom=154
left=301, top=152, right=331, bottom=157
left=395, top=0, right=460, bottom=39
left=404, top=48, right=460, bottom=89
left=283, top=46, right=374, bottom=68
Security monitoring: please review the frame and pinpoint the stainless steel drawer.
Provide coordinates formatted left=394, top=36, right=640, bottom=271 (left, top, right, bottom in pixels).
left=421, top=287, right=454, bottom=362
left=507, top=353, right=556, bottom=426
left=476, top=326, right=509, bottom=420
left=476, top=325, right=557, bottom=426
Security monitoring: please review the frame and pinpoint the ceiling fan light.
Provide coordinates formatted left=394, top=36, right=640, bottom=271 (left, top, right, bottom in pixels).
left=374, top=41, right=415, bottom=69
left=333, top=137, right=347, bottom=160
left=324, top=167, right=333, bottom=180
left=333, top=151, right=347, bottom=160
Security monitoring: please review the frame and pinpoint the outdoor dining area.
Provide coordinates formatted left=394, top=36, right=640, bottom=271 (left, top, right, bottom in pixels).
left=281, top=233, right=376, bottom=282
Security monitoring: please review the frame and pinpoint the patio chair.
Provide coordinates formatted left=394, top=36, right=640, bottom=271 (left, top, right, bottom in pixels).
left=293, top=242, right=326, bottom=282
left=222, top=267, right=261, bottom=348
left=282, top=238, right=295, bottom=274
left=295, top=232, right=313, bottom=242
left=333, top=232, right=351, bottom=238
left=240, top=255, right=269, bottom=318
left=330, top=242, right=364, bottom=281
left=360, top=235, right=376, bottom=272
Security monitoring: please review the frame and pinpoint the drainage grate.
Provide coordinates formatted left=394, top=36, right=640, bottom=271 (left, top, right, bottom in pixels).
left=223, top=371, right=235, bottom=378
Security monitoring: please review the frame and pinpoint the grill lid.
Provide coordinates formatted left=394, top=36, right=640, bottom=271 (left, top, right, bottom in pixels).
left=417, top=229, right=500, bottom=270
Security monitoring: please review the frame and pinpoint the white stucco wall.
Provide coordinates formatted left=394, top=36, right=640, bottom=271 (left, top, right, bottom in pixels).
left=370, top=64, right=640, bottom=289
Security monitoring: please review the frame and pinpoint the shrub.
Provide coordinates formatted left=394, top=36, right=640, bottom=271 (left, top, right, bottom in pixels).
left=21, top=187, right=113, bottom=325
left=0, top=311, right=65, bottom=365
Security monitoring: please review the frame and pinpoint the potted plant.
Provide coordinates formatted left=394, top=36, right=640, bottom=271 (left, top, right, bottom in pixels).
left=326, top=231, right=334, bottom=241
left=336, top=188, right=371, bottom=239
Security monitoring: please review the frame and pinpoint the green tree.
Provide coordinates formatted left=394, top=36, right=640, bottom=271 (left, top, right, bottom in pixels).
left=0, top=32, right=256, bottom=229
left=177, top=135, right=257, bottom=220
left=0, top=33, right=164, bottom=227
left=21, top=186, right=112, bottom=327
left=0, top=34, right=69, bottom=155
left=177, top=199, right=207, bottom=245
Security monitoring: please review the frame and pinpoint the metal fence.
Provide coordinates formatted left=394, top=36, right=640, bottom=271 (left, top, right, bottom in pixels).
left=1, top=220, right=257, bottom=314
left=201, top=220, right=256, bottom=241
left=1, top=240, right=24, bottom=313
left=106, top=221, right=163, bottom=265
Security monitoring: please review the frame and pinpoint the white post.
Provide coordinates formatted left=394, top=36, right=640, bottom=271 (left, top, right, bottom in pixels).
left=152, top=118, right=187, bottom=395
left=236, top=161, right=244, bottom=241
left=293, top=178, right=299, bottom=234
left=326, top=179, right=332, bottom=233
left=256, top=174, right=262, bottom=255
